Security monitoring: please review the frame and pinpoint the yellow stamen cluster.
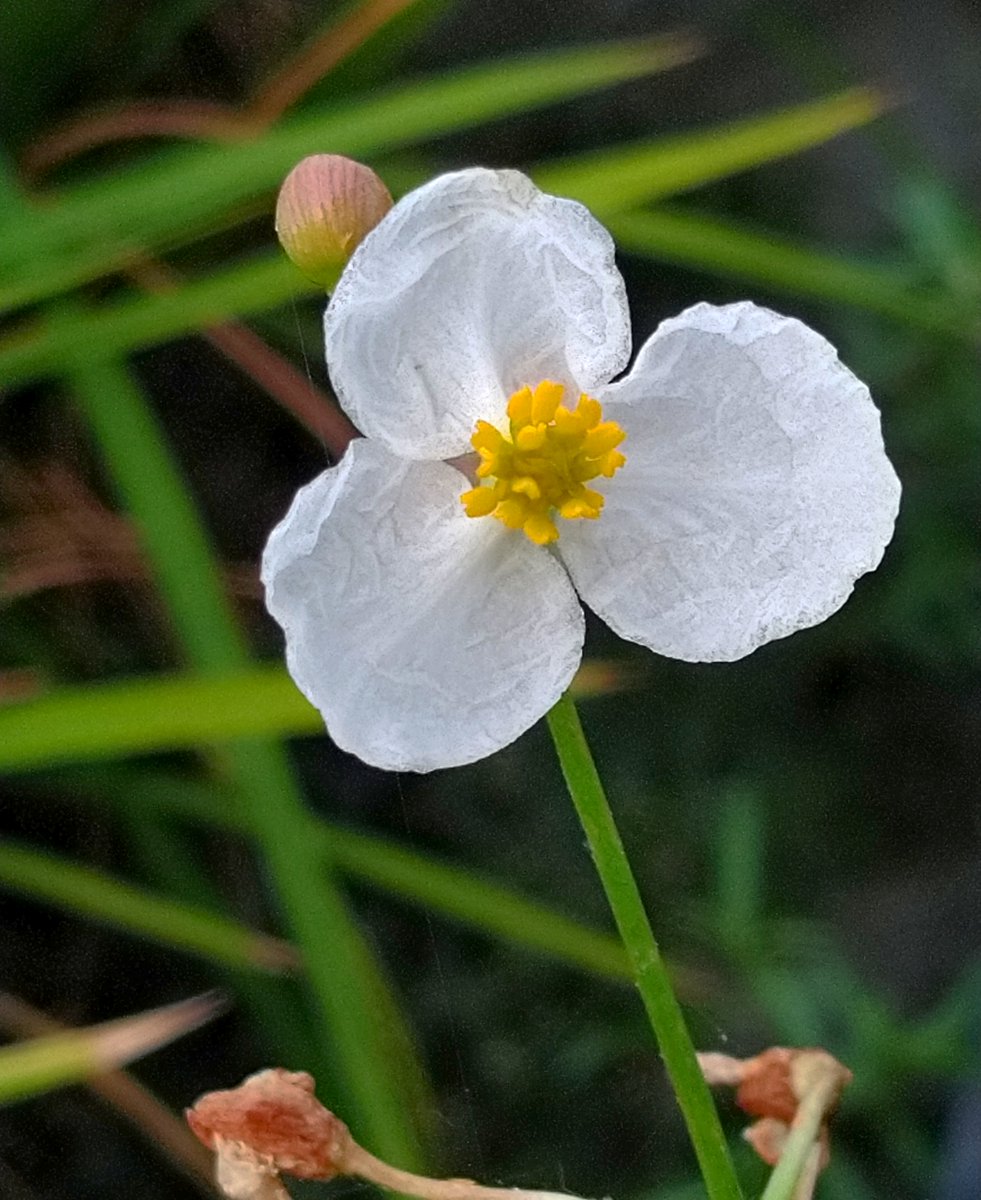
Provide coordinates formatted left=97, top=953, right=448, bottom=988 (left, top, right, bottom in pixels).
left=460, top=380, right=627, bottom=545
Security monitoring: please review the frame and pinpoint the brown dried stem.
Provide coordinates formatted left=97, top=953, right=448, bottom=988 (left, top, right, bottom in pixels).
left=22, top=0, right=423, bottom=178
left=127, top=258, right=358, bottom=457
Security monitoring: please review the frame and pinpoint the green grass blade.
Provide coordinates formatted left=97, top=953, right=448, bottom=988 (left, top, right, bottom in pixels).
left=68, top=352, right=428, bottom=1167
left=0, top=839, right=297, bottom=972
left=533, top=87, right=887, bottom=216
left=314, top=824, right=633, bottom=981
left=0, top=994, right=221, bottom=1105
left=0, top=37, right=694, bottom=310
left=0, top=666, right=321, bottom=769
left=35, top=765, right=636, bottom=985
left=0, top=253, right=313, bottom=386
left=606, top=207, right=972, bottom=338
left=0, top=660, right=614, bottom=770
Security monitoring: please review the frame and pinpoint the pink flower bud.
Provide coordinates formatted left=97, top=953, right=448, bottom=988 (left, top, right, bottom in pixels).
left=275, top=155, right=392, bottom=285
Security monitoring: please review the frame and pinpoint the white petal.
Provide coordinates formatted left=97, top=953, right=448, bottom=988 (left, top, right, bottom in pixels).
left=324, top=168, right=630, bottom=461
left=261, top=438, right=584, bottom=771
left=559, top=302, right=901, bottom=662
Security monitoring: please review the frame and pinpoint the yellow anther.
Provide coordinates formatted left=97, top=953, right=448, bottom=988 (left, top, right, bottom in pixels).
left=559, top=497, right=596, bottom=519
left=460, top=379, right=626, bottom=545
left=530, top=380, right=564, bottom=423
left=495, top=497, right=529, bottom=529
left=461, top=487, right=499, bottom=517
left=515, top=424, right=547, bottom=451
left=577, top=395, right=603, bottom=427
left=506, top=386, right=533, bottom=424
left=552, top=405, right=586, bottom=439
left=583, top=422, right=626, bottom=456
left=472, top=420, right=505, bottom=452
left=523, top=513, right=559, bottom=545
left=598, top=450, right=626, bottom=477
left=511, top=476, right=542, bottom=500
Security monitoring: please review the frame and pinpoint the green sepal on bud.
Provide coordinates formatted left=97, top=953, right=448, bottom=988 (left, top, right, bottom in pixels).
left=275, top=155, right=393, bottom=287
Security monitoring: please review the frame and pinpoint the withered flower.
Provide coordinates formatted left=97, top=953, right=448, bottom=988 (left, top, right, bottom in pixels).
left=698, top=1046, right=852, bottom=1175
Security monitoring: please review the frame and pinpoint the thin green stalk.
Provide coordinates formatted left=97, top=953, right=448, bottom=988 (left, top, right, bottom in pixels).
left=546, top=692, right=743, bottom=1200
left=759, top=1075, right=839, bottom=1200
left=69, top=349, right=427, bottom=1167
left=0, top=838, right=297, bottom=973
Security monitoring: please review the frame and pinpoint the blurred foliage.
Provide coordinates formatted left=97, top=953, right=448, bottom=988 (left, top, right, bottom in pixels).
left=0, top=1, right=979, bottom=1199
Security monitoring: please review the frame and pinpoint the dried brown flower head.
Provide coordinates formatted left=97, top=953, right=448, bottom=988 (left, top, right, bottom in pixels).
left=698, top=1047, right=851, bottom=1171
left=186, top=1068, right=352, bottom=1183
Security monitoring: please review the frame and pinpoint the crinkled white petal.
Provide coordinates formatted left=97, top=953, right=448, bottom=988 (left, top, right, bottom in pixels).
left=324, top=168, right=630, bottom=461
left=261, top=438, right=584, bottom=771
left=558, top=302, right=901, bottom=662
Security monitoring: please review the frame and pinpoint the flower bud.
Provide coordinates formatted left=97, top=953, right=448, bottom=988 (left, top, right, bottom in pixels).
left=275, top=155, right=392, bottom=285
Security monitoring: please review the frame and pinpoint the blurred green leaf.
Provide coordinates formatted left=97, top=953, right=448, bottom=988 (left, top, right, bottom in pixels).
left=606, top=208, right=972, bottom=338
left=0, top=839, right=298, bottom=972
left=37, top=764, right=637, bottom=984
left=0, top=661, right=618, bottom=770
left=319, top=823, right=633, bottom=982
left=0, top=252, right=313, bottom=387
left=712, top=787, right=764, bottom=951
left=0, top=665, right=321, bottom=769
left=892, top=173, right=981, bottom=301
left=69, top=353, right=430, bottom=1166
left=0, top=993, right=221, bottom=1104
left=319, top=0, right=458, bottom=99
left=534, top=87, right=887, bottom=215
left=0, top=37, right=691, bottom=311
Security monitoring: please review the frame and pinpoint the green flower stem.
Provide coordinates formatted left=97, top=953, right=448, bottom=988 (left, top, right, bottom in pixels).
left=546, top=692, right=743, bottom=1200
left=759, top=1068, right=842, bottom=1200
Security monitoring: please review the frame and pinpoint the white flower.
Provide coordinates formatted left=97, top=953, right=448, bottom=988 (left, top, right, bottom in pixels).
left=262, top=168, right=900, bottom=773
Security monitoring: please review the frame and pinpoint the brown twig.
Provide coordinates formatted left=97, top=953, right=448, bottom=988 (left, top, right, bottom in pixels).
left=245, top=0, right=423, bottom=126
left=22, top=0, right=424, bottom=179
left=21, top=103, right=251, bottom=180
left=127, top=256, right=358, bottom=457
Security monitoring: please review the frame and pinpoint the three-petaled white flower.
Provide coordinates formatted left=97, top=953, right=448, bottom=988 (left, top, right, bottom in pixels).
left=262, top=168, right=900, bottom=773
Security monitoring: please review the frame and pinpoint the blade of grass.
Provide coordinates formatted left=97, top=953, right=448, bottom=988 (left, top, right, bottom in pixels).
left=34, top=764, right=638, bottom=985
left=0, top=37, right=695, bottom=309
left=0, top=666, right=322, bottom=767
left=606, top=208, right=973, bottom=339
left=0, top=838, right=298, bottom=972
left=0, top=991, right=217, bottom=1195
left=533, top=87, right=887, bottom=216
left=0, top=253, right=314, bottom=388
left=0, top=993, right=223, bottom=1105
left=0, top=662, right=619, bottom=769
left=119, top=811, right=332, bottom=1112
left=68, top=349, right=428, bottom=1168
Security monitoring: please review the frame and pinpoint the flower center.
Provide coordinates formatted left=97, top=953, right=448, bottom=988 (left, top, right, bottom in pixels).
left=460, top=380, right=627, bottom=545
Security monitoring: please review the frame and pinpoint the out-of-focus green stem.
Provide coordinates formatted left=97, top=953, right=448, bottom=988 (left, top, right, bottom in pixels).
left=546, top=692, right=743, bottom=1200
left=759, top=1074, right=840, bottom=1200
left=70, top=351, right=426, bottom=1168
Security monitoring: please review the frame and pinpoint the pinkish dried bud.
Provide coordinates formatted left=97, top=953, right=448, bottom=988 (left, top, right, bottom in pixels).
left=741, top=1117, right=790, bottom=1167
left=275, top=155, right=392, bottom=285
left=699, top=1045, right=851, bottom=1175
left=186, top=1068, right=352, bottom=1181
left=733, top=1047, right=799, bottom=1124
